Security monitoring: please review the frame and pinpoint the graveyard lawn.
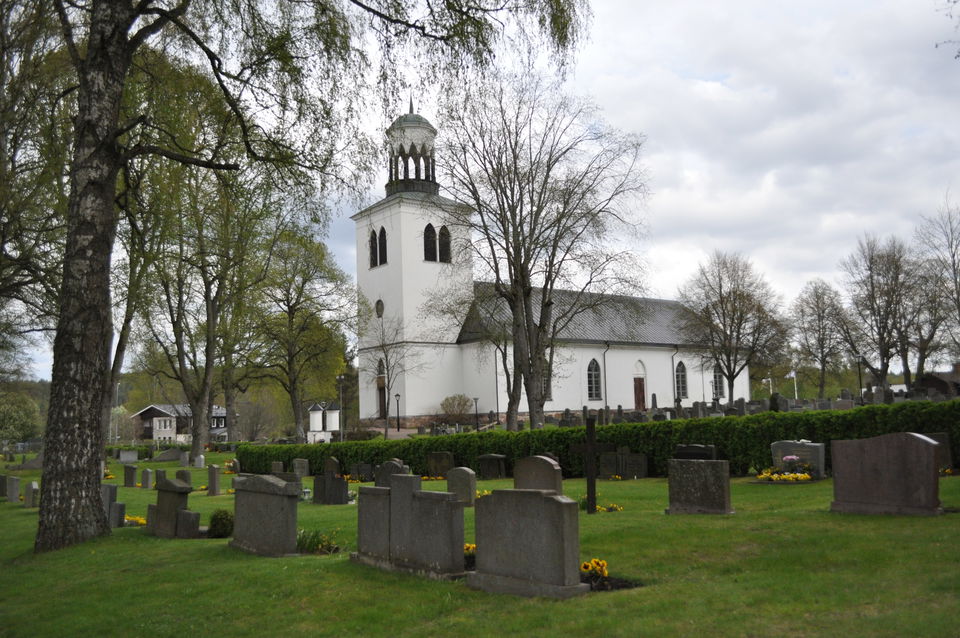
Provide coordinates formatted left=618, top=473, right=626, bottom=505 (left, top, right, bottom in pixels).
left=0, top=458, right=958, bottom=636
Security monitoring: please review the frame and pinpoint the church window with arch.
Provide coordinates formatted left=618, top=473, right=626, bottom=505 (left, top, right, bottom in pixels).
left=424, top=224, right=437, bottom=261
left=675, top=361, right=688, bottom=399
left=378, top=227, right=388, bottom=265
left=712, top=364, right=725, bottom=399
left=438, top=226, right=451, bottom=263
left=587, top=359, right=602, bottom=401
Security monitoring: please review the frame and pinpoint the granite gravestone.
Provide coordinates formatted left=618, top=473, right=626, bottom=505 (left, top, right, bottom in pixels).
left=313, top=457, right=349, bottom=505
left=447, top=467, right=476, bottom=506
left=149, top=478, right=194, bottom=538
left=665, top=459, right=734, bottom=515
left=231, top=474, right=300, bottom=556
left=426, top=451, right=455, bottom=478
left=374, top=460, right=406, bottom=487
left=207, top=465, right=220, bottom=496
left=292, top=458, right=310, bottom=479
left=351, top=474, right=466, bottom=579
left=674, top=444, right=717, bottom=460
left=123, top=464, right=137, bottom=487
left=466, top=489, right=588, bottom=599
left=770, top=440, right=826, bottom=479
left=141, top=468, right=154, bottom=490
left=513, top=456, right=563, bottom=494
left=830, top=432, right=942, bottom=516
left=476, top=454, right=506, bottom=480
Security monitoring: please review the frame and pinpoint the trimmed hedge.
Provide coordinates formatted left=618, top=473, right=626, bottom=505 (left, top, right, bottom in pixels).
left=237, top=399, right=960, bottom=478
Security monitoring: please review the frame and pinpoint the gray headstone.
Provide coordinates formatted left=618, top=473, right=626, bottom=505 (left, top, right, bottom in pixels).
left=466, top=489, right=588, bottom=599
left=0, top=474, right=6, bottom=498
left=141, top=468, right=154, bottom=490
left=375, top=460, right=405, bottom=487
left=271, top=461, right=284, bottom=474
left=477, top=454, right=506, bottom=480
left=598, top=452, right=619, bottom=479
left=24, top=481, right=39, bottom=508
left=151, top=478, right=192, bottom=538
left=123, top=464, right=138, bottom=488
left=175, top=469, right=192, bottom=486
left=620, top=448, right=648, bottom=479
left=119, top=449, right=138, bottom=463
left=179, top=451, right=190, bottom=467
left=194, top=454, right=205, bottom=469
left=155, top=469, right=167, bottom=485
left=292, top=458, right=310, bottom=479
left=6, top=476, right=19, bottom=503
left=355, top=486, right=391, bottom=561
left=381, top=473, right=465, bottom=577
left=447, top=467, right=476, bottom=506
left=313, top=473, right=349, bottom=505
left=109, top=501, right=126, bottom=528
left=674, top=444, right=717, bottom=460
left=175, top=510, right=201, bottom=539
left=349, top=462, right=374, bottom=482
left=152, top=448, right=181, bottom=462
left=230, top=474, right=300, bottom=556
left=665, top=459, right=734, bottom=515
left=770, top=440, right=826, bottom=479
left=831, top=433, right=942, bottom=515
left=427, top=451, right=455, bottom=478
left=100, top=483, right=117, bottom=517
left=323, top=457, right=341, bottom=477
left=208, top=465, right=220, bottom=496
left=513, top=456, right=563, bottom=494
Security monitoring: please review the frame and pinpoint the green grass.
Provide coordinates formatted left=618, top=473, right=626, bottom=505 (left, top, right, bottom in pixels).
left=1, top=454, right=958, bottom=637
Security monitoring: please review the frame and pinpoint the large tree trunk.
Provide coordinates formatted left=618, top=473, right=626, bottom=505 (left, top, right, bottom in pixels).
left=222, top=366, right=239, bottom=442
left=36, top=1, right=135, bottom=552
left=817, top=365, right=827, bottom=400
left=188, top=398, right=209, bottom=461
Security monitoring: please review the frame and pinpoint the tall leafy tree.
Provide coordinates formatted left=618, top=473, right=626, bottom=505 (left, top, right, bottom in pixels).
left=837, top=235, right=912, bottom=389
left=35, top=0, right=586, bottom=552
left=439, top=70, right=647, bottom=429
left=677, top=251, right=788, bottom=405
left=790, top=278, right=845, bottom=399
left=257, top=228, right=351, bottom=443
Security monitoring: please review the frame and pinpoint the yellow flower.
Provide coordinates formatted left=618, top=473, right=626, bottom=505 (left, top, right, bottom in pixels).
left=580, top=561, right=592, bottom=572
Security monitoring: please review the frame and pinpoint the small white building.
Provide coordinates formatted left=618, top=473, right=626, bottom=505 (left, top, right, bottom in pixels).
left=353, top=108, right=750, bottom=426
left=307, top=402, right=341, bottom=443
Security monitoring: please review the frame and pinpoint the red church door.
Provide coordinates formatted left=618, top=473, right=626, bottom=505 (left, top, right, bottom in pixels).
left=633, top=377, right=646, bottom=411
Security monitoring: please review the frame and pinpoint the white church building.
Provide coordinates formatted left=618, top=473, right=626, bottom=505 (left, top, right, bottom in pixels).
left=353, top=108, right=750, bottom=427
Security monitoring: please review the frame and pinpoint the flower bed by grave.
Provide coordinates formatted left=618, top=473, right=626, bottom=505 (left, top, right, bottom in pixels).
left=754, top=455, right=815, bottom=483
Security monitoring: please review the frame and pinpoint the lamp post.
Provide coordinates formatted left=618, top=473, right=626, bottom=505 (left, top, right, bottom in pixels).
left=473, top=397, right=479, bottom=431
left=394, top=393, right=401, bottom=432
left=336, top=374, right=345, bottom=442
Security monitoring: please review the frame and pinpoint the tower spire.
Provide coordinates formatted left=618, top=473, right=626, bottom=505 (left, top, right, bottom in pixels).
left=409, top=96, right=414, bottom=114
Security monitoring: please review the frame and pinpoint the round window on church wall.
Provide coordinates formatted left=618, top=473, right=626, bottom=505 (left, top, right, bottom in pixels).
left=375, top=299, right=384, bottom=318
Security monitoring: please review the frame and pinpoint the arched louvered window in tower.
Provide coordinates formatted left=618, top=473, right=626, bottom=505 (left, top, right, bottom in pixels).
left=424, top=224, right=437, bottom=261
left=587, top=359, right=602, bottom=401
left=438, top=226, right=451, bottom=263
left=378, top=227, right=388, bottom=265
left=369, top=230, right=378, bottom=268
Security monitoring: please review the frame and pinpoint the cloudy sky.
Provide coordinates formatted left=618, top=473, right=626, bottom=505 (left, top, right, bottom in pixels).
left=325, top=0, right=960, bottom=303
left=26, top=0, right=960, bottom=378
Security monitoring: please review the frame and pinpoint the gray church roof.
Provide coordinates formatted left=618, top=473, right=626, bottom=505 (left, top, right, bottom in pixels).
left=456, top=281, right=692, bottom=347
